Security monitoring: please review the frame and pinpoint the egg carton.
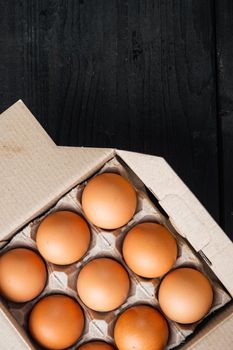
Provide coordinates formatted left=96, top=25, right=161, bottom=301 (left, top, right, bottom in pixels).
left=1, top=156, right=230, bottom=350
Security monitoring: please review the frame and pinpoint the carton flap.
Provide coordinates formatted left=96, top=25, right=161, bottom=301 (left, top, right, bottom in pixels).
left=0, top=100, right=56, bottom=147
left=0, top=101, right=114, bottom=241
left=0, top=301, right=34, bottom=350
left=159, top=194, right=210, bottom=250
left=181, top=302, right=233, bottom=350
left=117, top=150, right=233, bottom=296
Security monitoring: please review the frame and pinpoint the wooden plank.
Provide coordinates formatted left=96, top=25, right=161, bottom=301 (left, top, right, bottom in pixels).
left=0, top=1, right=220, bottom=225
left=215, top=0, right=233, bottom=239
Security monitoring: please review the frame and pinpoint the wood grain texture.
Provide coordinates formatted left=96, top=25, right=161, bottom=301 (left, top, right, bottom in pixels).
left=0, top=1, right=223, bottom=232
left=215, top=0, right=233, bottom=237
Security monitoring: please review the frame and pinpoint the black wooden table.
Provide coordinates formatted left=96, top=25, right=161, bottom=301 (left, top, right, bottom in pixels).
left=0, top=1, right=232, bottom=241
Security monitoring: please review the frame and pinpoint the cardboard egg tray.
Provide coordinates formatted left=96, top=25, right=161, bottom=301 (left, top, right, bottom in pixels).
left=1, top=156, right=230, bottom=350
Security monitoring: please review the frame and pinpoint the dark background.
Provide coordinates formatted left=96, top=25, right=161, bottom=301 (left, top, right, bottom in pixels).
left=0, top=1, right=232, bottom=241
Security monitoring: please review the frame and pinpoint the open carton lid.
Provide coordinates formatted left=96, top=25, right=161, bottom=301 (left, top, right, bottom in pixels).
left=180, top=301, right=233, bottom=349
left=0, top=100, right=114, bottom=244
left=0, top=101, right=232, bottom=349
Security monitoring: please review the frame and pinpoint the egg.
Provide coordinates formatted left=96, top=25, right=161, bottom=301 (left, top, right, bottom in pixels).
left=82, top=173, right=137, bottom=229
left=114, top=305, right=169, bottom=350
left=158, top=267, right=213, bottom=324
left=36, top=210, right=91, bottom=265
left=77, top=341, right=115, bottom=349
left=77, top=258, right=130, bottom=312
left=122, top=222, right=177, bottom=278
left=0, top=248, right=47, bottom=302
left=29, top=294, right=84, bottom=350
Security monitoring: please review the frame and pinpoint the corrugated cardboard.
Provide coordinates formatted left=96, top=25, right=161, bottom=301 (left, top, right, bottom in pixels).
left=116, top=151, right=233, bottom=297
left=0, top=100, right=114, bottom=242
left=0, top=301, right=35, bottom=350
left=180, top=302, right=233, bottom=350
left=0, top=101, right=232, bottom=350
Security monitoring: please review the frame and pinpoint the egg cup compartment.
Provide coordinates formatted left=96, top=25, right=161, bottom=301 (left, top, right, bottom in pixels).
left=0, top=156, right=230, bottom=350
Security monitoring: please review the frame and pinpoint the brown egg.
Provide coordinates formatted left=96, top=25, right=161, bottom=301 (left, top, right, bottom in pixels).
left=29, top=294, right=84, bottom=350
left=77, top=258, right=130, bottom=312
left=77, top=341, right=115, bottom=349
left=82, top=173, right=137, bottom=229
left=114, top=305, right=169, bottom=350
left=158, top=267, right=213, bottom=324
left=36, top=211, right=91, bottom=265
left=122, top=222, right=177, bottom=278
left=0, top=248, right=47, bottom=302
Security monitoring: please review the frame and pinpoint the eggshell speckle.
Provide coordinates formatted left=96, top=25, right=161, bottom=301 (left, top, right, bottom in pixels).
left=114, top=305, right=169, bottom=350
left=77, top=258, right=130, bottom=312
left=0, top=248, right=47, bottom=302
left=29, top=294, right=84, bottom=350
left=123, top=222, right=177, bottom=278
left=82, top=173, right=137, bottom=229
left=36, top=211, right=90, bottom=265
left=158, top=267, right=213, bottom=324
